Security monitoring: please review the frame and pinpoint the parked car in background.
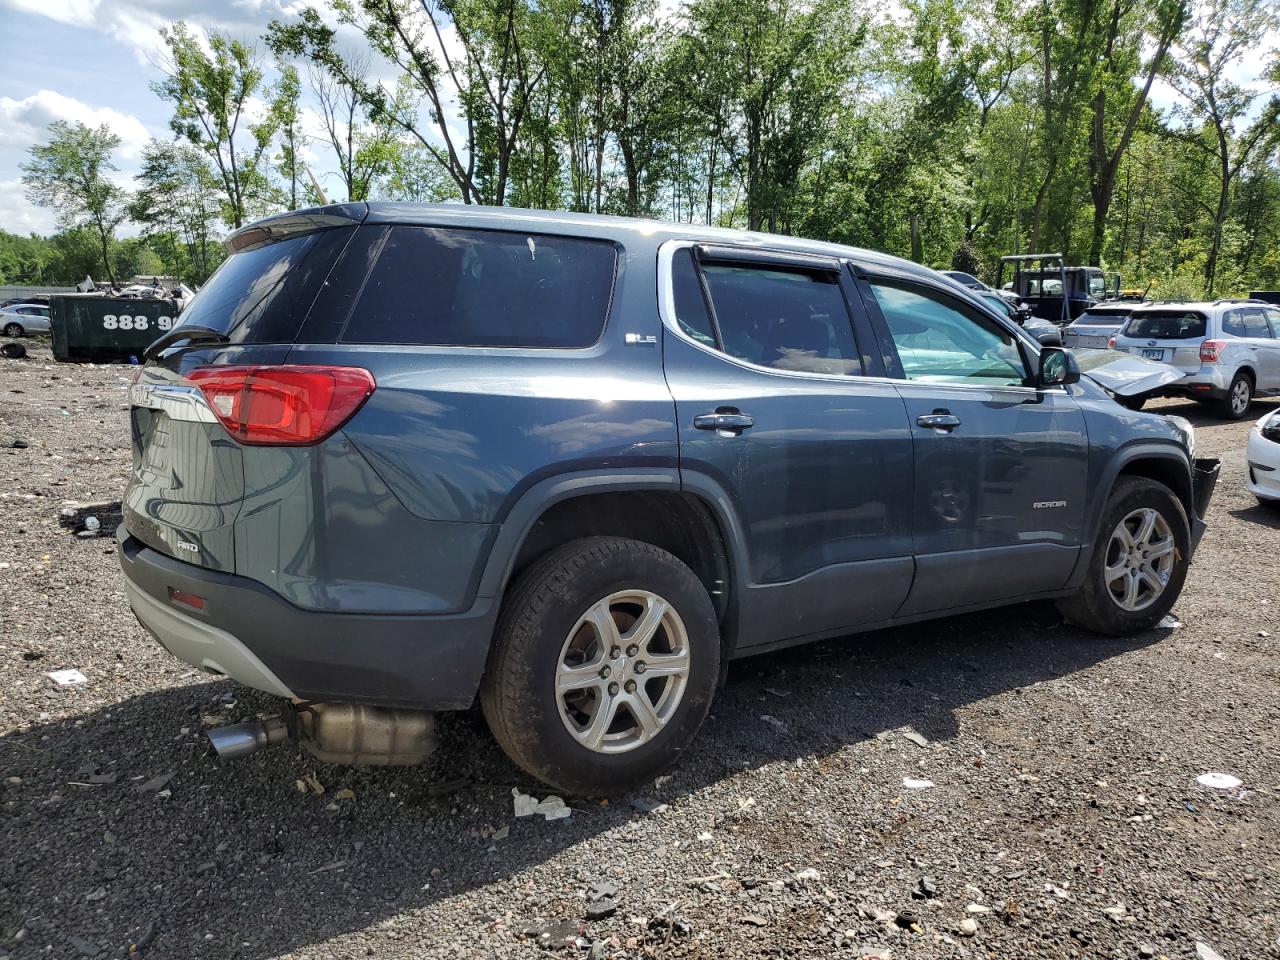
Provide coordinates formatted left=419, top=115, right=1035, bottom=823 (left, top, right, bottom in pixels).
left=1109, top=299, right=1280, bottom=418
left=1, top=302, right=52, bottom=337
left=1064, top=302, right=1138, bottom=350
left=976, top=290, right=1062, bottom=346
left=118, top=204, right=1218, bottom=794
left=1246, top=408, right=1280, bottom=505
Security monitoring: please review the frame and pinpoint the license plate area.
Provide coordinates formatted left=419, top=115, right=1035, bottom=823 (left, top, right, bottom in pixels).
left=1141, top=348, right=1165, bottom=360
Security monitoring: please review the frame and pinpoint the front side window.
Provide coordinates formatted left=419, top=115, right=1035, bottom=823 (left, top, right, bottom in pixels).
left=868, top=280, right=1027, bottom=386
left=343, top=226, right=616, bottom=347
left=698, top=262, right=861, bottom=376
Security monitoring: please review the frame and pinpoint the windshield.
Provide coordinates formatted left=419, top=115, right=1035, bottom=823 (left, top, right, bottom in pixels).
left=1124, top=311, right=1207, bottom=340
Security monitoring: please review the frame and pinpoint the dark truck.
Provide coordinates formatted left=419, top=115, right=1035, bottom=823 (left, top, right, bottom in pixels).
left=118, top=204, right=1219, bottom=794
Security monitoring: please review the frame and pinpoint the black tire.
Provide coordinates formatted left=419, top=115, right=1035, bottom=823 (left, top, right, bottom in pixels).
left=1217, top=371, right=1254, bottom=420
left=1115, top=393, right=1146, bottom=411
left=480, top=536, right=720, bottom=795
left=1056, top=476, right=1190, bottom=636
left=2, top=323, right=23, bottom=338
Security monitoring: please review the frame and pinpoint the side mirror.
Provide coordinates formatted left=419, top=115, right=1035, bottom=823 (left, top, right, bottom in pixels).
left=1038, top=346, right=1080, bottom=387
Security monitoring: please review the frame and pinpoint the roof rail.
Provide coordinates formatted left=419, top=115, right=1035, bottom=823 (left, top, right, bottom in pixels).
left=1212, top=297, right=1264, bottom=305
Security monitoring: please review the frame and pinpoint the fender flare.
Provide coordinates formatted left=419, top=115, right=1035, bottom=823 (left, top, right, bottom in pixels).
left=1070, top=440, right=1193, bottom=588
left=473, top=466, right=754, bottom=648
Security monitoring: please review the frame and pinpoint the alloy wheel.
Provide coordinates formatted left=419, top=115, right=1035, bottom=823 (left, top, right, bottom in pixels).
left=1231, top=377, right=1251, bottom=416
left=555, top=590, right=690, bottom=754
left=1104, top=507, right=1176, bottom=612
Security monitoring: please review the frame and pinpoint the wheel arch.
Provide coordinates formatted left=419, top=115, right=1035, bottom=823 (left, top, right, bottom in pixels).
left=477, top=469, right=750, bottom=653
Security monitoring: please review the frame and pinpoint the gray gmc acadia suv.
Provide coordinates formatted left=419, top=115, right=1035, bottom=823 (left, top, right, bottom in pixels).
left=119, top=204, right=1219, bottom=794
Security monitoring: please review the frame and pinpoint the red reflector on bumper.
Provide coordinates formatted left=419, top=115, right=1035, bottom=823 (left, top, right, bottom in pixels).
left=168, top=587, right=206, bottom=611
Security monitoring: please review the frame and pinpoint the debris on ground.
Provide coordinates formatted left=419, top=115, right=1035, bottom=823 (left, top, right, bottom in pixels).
left=512, top=787, right=571, bottom=820
left=133, top=772, right=174, bottom=794
left=47, top=668, right=88, bottom=687
left=1, top=342, right=27, bottom=359
left=296, top=773, right=325, bottom=796
left=584, top=898, right=616, bottom=920
left=57, top=500, right=122, bottom=537
left=630, top=796, right=669, bottom=814
left=903, top=777, right=935, bottom=790
left=1196, top=772, right=1242, bottom=790
left=900, top=728, right=929, bottom=747
left=1196, top=942, right=1227, bottom=960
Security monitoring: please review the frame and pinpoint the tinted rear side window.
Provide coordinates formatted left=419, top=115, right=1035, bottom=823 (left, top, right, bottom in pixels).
left=701, top=263, right=861, bottom=376
left=342, top=226, right=616, bottom=348
left=1125, top=311, right=1207, bottom=339
left=179, top=228, right=353, bottom=344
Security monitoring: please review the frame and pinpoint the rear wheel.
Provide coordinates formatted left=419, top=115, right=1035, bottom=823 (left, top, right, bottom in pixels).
left=1218, top=371, right=1253, bottom=420
left=2, top=323, right=23, bottom=338
left=1057, top=477, right=1190, bottom=636
left=480, top=537, right=720, bottom=795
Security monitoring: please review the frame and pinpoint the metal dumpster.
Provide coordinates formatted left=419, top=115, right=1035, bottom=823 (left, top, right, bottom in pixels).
left=50, top=295, right=181, bottom=363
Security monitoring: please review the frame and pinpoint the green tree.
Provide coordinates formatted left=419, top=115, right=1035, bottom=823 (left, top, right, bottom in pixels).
left=1165, top=0, right=1280, bottom=293
left=130, top=140, right=224, bottom=283
left=154, top=22, right=280, bottom=228
left=20, top=121, right=128, bottom=283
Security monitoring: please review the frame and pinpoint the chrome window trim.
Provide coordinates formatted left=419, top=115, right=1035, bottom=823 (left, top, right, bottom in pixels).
left=656, top=238, right=1048, bottom=396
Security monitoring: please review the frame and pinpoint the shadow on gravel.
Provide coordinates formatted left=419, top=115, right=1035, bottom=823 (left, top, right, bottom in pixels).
left=1228, top=502, right=1280, bottom=528
left=0, top=602, right=1168, bottom=959
left=1145, top=396, right=1278, bottom=427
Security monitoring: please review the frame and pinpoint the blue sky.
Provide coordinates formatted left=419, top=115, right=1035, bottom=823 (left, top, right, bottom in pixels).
left=0, top=0, right=1274, bottom=238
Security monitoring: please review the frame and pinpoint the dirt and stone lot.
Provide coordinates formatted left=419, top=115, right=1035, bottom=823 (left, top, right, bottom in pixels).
left=2, top=341, right=1278, bottom=960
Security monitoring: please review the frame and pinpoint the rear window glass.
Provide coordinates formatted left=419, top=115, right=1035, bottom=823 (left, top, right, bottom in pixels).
left=179, top=228, right=353, bottom=344
left=341, top=226, right=616, bottom=348
left=1076, top=309, right=1131, bottom=324
left=1124, top=311, right=1206, bottom=339
left=670, top=248, right=716, bottom=346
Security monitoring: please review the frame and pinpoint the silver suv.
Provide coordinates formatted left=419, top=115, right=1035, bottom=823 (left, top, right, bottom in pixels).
left=1109, top=299, right=1280, bottom=418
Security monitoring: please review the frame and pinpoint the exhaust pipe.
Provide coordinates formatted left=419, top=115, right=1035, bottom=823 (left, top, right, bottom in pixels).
left=207, top=716, right=289, bottom=760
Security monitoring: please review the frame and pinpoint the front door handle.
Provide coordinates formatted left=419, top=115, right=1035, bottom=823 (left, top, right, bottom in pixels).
left=694, top=411, right=754, bottom=433
left=916, top=412, right=961, bottom=431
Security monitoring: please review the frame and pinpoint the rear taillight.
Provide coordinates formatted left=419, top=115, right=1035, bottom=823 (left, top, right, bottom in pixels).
left=188, top=365, right=376, bottom=445
left=1107, top=336, right=1117, bottom=349
left=1199, top=339, right=1224, bottom=363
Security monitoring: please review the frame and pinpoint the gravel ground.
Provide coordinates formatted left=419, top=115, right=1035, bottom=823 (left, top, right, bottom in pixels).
left=2, top=340, right=1279, bottom=960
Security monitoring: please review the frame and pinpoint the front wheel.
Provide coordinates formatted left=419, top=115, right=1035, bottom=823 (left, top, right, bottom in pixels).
left=2, top=323, right=23, bottom=338
left=1056, top=477, right=1190, bottom=636
left=480, top=537, right=720, bottom=795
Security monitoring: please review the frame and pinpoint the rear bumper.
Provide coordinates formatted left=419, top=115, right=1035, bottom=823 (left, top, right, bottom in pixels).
left=118, top=531, right=497, bottom=710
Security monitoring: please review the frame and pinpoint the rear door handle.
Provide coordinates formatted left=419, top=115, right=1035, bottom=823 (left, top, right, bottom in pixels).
left=916, top=413, right=961, bottom=431
left=694, top=412, right=754, bottom=433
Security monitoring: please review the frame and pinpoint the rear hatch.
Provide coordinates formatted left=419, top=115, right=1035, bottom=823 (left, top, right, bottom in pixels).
left=1115, top=309, right=1207, bottom=374
left=123, top=206, right=364, bottom=572
left=1064, top=307, right=1132, bottom=348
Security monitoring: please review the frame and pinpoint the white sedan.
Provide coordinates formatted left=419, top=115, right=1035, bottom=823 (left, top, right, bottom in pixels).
left=1246, top=408, right=1280, bottom=505
left=1, top=302, right=51, bottom=336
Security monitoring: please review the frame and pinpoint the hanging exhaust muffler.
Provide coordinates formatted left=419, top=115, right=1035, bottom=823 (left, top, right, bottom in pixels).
left=205, top=703, right=435, bottom=766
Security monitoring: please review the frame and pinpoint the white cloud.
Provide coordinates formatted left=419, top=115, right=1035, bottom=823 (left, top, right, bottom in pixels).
left=0, top=90, right=154, bottom=159
left=0, top=178, right=58, bottom=234
left=0, top=0, right=311, bottom=61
